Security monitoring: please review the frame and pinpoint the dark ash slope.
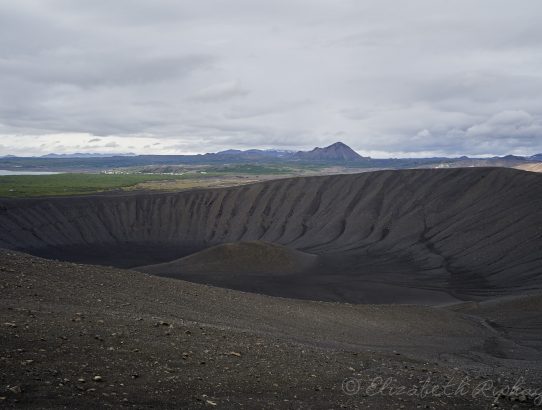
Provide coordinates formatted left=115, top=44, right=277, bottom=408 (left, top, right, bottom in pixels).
left=1, top=167, right=541, bottom=303
left=1, top=249, right=541, bottom=408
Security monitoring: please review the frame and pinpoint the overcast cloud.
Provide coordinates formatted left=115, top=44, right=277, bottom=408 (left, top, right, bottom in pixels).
left=1, top=0, right=542, bottom=157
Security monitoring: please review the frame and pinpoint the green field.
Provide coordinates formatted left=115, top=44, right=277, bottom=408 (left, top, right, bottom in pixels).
left=0, top=162, right=359, bottom=198
left=0, top=173, right=195, bottom=197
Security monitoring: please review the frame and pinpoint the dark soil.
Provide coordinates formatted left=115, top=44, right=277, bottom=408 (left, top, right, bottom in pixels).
left=1, top=250, right=541, bottom=409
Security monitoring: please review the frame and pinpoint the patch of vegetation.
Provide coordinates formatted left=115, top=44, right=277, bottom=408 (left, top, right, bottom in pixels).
left=0, top=173, right=194, bottom=197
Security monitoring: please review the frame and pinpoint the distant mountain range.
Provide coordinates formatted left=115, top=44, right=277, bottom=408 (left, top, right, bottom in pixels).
left=2, top=142, right=541, bottom=163
left=207, top=149, right=295, bottom=161
left=1, top=142, right=541, bottom=172
left=206, top=142, right=542, bottom=163
left=41, top=153, right=136, bottom=158
left=206, top=142, right=366, bottom=162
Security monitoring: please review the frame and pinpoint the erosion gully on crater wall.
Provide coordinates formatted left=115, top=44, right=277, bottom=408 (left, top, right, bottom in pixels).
left=1, top=167, right=541, bottom=304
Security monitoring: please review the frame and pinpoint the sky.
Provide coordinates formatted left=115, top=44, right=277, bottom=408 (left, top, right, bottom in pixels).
left=1, top=0, right=542, bottom=158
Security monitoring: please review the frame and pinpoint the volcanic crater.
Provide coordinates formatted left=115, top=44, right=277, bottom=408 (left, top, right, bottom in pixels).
left=1, top=167, right=541, bottom=305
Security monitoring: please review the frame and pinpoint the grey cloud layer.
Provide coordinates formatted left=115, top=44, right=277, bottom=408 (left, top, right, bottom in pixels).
left=1, top=0, right=542, bottom=156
